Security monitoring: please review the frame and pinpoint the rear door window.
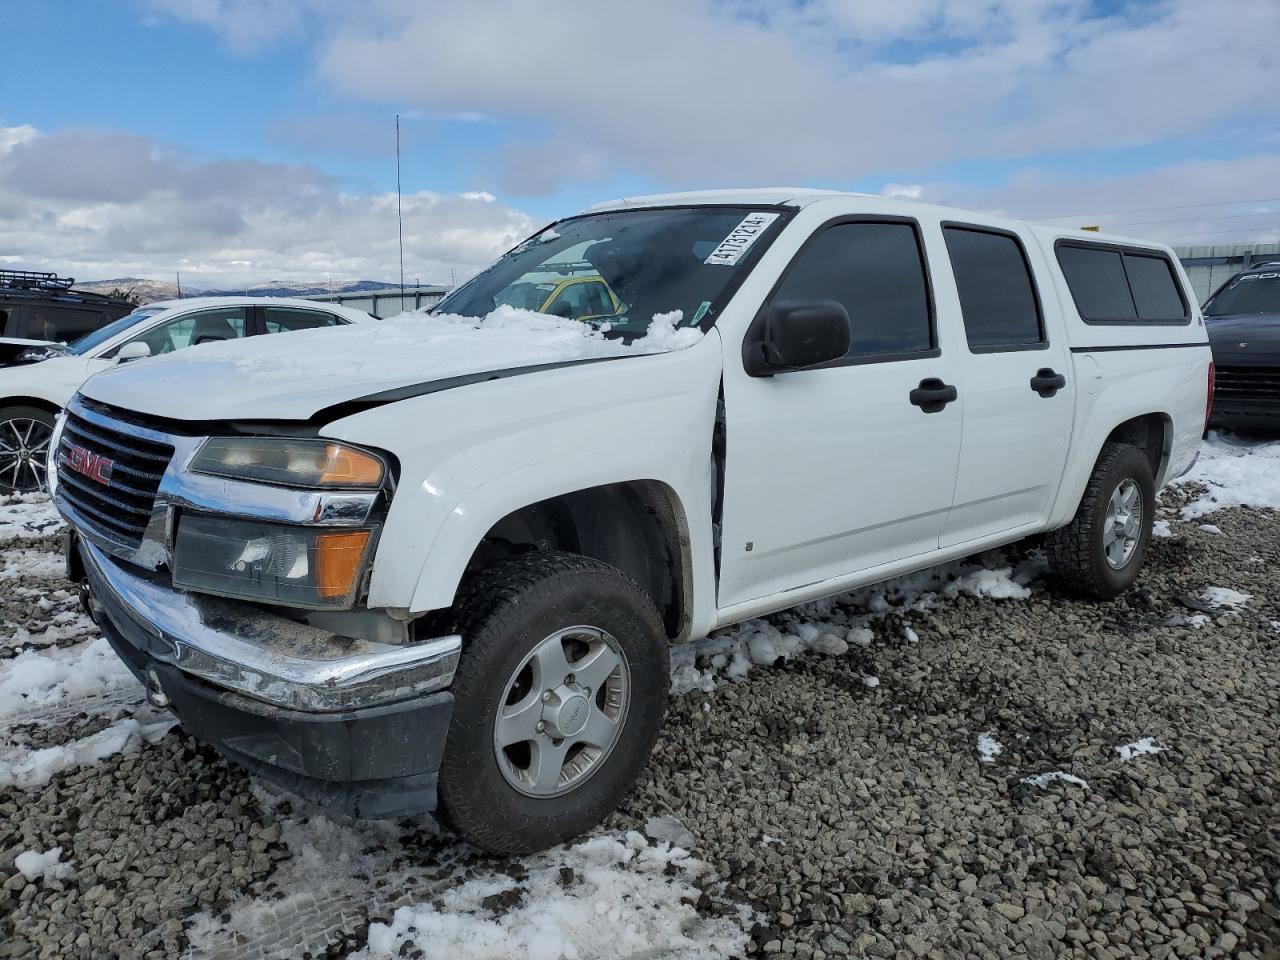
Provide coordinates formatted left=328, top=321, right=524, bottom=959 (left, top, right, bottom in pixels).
left=263, top=306, right=345, bottom=333
left=41, top=307, right=107, bottom=343
left=770, top=220, right=934, bottom=361
left=943, top=226, right=1044, bottom=350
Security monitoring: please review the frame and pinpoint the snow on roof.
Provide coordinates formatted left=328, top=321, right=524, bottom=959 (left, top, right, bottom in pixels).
left=143, top=295, right=368, bottom=311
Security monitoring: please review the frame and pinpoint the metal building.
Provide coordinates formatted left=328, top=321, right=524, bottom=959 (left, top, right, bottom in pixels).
left=305, top=284, right=451, bottom=318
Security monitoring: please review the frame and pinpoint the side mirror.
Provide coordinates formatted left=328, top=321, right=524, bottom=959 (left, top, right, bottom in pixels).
left=115, top=341, right=152, bottom=364
left=747, top=300, right=851, bottom=375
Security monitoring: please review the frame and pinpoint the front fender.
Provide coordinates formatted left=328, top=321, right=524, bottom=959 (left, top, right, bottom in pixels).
left=321, top=335, right=724, bottom=635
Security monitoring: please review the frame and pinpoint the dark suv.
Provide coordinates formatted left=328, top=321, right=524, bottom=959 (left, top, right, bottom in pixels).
left=0, top=270, right=134, bottom=348
left=1204, top=261, right=1280, bottom=433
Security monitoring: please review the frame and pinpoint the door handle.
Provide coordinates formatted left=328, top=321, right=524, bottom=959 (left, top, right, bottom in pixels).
left=1030, top=367, right=1067, bottom=398
left=908, top=377, right=958, bottom=413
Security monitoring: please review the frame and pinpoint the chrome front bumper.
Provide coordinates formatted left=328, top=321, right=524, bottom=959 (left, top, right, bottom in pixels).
left=80, top=538, right=460, bottom=713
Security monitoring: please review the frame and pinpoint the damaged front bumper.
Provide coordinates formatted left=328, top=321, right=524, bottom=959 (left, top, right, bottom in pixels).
left=76, top=536, right=460, bottom=817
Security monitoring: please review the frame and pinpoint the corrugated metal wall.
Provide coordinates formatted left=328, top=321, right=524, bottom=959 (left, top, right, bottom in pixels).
left=1173, top=243, right=1280, bottom=304
left=305, top=286, right=451, bottom=318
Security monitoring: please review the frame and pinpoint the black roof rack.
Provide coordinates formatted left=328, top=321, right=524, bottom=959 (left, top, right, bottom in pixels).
left=0, top=269, right=76, bottom=292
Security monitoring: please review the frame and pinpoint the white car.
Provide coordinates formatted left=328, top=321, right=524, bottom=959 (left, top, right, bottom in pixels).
left=0, top=297, right=374, bottom=491
left=54, top=189, right=1211, bottom=854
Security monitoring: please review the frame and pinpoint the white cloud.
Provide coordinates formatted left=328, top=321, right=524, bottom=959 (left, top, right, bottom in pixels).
left=880, top=183, right=924, bottom=200
left=141, top=0, right=330, bottom=52
left=910, top=153, right=1280, bottom=245
left=0, top=126, right=535, bottom=287
left=0, top=124, right=37, bottom=154
left=290, top=0, right=1280, bottom=193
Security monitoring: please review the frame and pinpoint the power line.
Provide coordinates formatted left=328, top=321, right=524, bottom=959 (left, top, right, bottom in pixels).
left=1139, top=225, right=1280, bottom=240
left=1101, top=209, right=1280, bottom=229
left=1033, top=196, right=1280, bottom=221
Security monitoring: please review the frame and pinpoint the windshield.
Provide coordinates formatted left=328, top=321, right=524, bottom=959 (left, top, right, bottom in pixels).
left=435, top=206, right=788, bottom=336
left=1205, top=270, right=1280, bottom=317
left=68, top=307, right=166, bottom=355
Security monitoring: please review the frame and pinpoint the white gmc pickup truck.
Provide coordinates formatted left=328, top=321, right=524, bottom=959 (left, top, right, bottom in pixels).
left=53, top=189, right=1211, bottom=854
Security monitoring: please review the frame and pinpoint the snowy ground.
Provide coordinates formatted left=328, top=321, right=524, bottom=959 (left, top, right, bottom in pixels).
left=3, top=433, right=1280, bottom=959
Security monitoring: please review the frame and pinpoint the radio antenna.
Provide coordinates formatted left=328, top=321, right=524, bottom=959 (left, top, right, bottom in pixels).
left=396, top=114, right=405, bottom=302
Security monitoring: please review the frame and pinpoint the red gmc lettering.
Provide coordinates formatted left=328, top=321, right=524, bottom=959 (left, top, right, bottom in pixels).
left=66, top=445, right=114, bottom=484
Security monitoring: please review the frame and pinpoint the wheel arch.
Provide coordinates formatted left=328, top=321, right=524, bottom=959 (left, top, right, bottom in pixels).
left=1102, top=412, right=1171, bottom=486
left=417, top=479, right=696, bottom=642
left=1051, top=410, right=1172, bottom=530
left=0, top=396, right=62, bottom=417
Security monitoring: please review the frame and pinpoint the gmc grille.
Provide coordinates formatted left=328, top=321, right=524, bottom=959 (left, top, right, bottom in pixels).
left=1213, top=365, right=1280, bottom=402
left=56, top=410, right=174, bottom=548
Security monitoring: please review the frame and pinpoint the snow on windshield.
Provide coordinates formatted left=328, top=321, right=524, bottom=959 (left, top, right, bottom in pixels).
left=206, top=306, right=702, bottom=383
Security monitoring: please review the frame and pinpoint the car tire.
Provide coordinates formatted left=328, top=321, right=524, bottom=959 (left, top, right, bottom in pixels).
left=438, top=551, right=669, bottom=855
left=1047, top=442, right=1155, bottom=600
left=0, top=405, right=58, bottom=494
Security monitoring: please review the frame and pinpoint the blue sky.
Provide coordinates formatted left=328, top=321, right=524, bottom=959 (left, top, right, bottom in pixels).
left=3, top=0, right=1279, bottom=286
left=5, top=2, right=642, bottom=220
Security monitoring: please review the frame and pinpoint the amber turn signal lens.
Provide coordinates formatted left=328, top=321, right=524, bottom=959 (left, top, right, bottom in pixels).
left=315, top=530, right=371, bottom=599
left=320, top=445, right=384, bottom=487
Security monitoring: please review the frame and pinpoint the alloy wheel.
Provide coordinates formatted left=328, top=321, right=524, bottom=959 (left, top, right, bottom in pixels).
left=492, top=625, right=630, bottom=798
left=0, top=418, right=53, bottom=493
left=1103, top=477, right=1142, bottom=570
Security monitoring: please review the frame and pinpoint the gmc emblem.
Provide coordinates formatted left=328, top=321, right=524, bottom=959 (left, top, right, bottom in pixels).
left=64, top=442, right=114, bottom=485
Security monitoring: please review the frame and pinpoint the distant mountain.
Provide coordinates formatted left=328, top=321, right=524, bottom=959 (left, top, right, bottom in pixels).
left=200, top=279, right=406, bottom=298
left=74, top=278, right=186, bottom=303
left=76, top=278, right=412, bottom=304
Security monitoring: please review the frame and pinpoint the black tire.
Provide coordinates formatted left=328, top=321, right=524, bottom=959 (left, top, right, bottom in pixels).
left=438, top=551, right=669, bottom=854
left=1047, top=442, right=1155, bottom=600
left=0, top=405, right=57, bottom=494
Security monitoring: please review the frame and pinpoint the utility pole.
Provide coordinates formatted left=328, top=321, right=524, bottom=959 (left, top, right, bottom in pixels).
left=175, top=272, right=182, bottom=299
left=396, top=114, right=405, bottom=302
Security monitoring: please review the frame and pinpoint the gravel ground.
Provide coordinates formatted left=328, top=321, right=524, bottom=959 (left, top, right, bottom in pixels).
left=2, top=460, right=1279, bottom=959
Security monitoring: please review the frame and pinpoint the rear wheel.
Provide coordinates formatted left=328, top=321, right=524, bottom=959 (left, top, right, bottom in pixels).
left=438, top=551, right=669, bottom=854
left=1047, top=442, right=1154, bottom=599
left=0, top=405, right=56, bottom=494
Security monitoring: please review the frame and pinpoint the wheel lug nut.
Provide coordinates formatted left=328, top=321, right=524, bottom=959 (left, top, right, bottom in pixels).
left=542, top=691, right=552, bottom=703
left=536, top=721, right=545, bottom=733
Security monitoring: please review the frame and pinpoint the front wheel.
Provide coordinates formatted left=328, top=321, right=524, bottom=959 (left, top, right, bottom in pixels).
left=438, top=551, right=669, bottom=854
left=1047, top=442, right=1155, bottom=600
left=0, top=405, right=57, bottom=494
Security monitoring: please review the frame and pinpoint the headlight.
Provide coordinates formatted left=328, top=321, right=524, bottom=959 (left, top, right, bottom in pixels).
left=46, top=413, right=66, bottom=498
left=190, top=438, right=386, bottom=488
left=172, top=513, right=374, bottom=608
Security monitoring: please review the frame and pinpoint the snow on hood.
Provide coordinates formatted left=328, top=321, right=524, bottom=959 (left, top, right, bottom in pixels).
left=79, top=306, right=702, bottom=423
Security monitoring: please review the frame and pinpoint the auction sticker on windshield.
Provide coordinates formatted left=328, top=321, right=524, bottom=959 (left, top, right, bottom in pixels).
left=704, top=212, right=780, bottom=266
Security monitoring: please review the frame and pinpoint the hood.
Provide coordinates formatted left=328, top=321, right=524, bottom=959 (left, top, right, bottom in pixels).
left=0, top=337, right=65, bottom=368
left=1205, top=313, right=1280, bottom=364
left=79, top=307, right=702, bottom=423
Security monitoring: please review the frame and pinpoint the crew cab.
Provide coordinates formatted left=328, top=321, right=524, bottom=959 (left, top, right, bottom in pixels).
left=53, top=189, right=1211, bottom=855
left=0, top=296, right=374, bottom=492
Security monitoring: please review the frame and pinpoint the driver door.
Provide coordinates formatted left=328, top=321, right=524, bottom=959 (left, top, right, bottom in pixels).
left=718, top=218, right=965, bottom=610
